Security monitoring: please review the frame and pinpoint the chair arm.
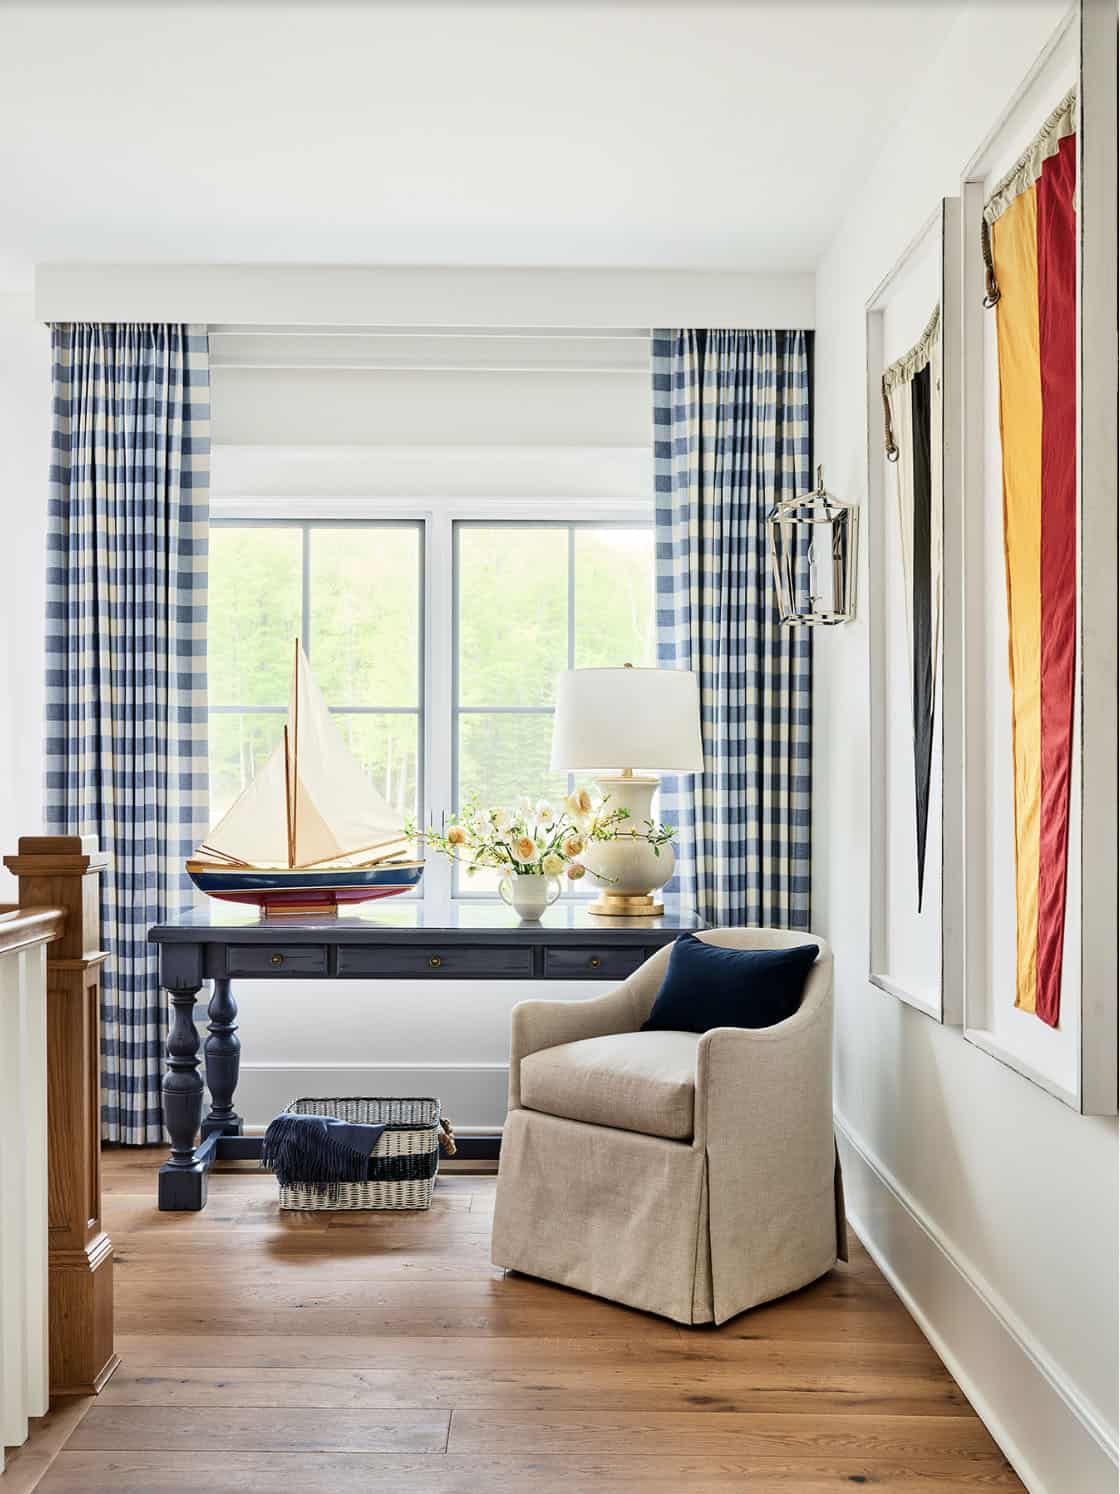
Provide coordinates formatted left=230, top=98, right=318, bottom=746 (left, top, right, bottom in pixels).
left=507, top=981, right=642, bottom=1110
left=693, top=1000, right=833, bottom=1150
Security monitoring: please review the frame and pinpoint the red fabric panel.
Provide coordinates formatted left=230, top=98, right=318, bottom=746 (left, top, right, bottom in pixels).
left=1034, top=132, right=1078, bottom=1028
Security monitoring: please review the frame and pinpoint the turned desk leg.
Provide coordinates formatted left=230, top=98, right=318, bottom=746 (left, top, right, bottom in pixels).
left=158, top=986, right=207, bottom=1211
left=202, top=978, right=243, bottom=1140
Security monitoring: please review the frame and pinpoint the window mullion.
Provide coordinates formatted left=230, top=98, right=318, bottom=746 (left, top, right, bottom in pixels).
left=567, top=524, right=576, bottom=671
left=301, top=522, right=311, bottom=655
left=425, top=511, right=454, bottom=911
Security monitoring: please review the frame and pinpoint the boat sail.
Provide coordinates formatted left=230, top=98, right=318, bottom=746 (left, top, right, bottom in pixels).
left=188, top=643, right=423, bottom=915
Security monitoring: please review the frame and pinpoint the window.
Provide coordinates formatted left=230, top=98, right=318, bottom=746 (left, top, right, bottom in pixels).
left=208, top=521, right=424, bottom=828
left=454, top=521, right=655, bottom=894
left=207, top=514, right=653, bottom=900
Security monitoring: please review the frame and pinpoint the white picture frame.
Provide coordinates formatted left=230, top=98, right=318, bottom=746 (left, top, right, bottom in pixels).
left=959, top=2, right=1117, bottom=1112
left=865, top=199, right=963, bottom=1024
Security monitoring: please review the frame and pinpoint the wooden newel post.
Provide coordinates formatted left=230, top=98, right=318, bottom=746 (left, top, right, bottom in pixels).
left=2, top=835, right=119, bottom=1395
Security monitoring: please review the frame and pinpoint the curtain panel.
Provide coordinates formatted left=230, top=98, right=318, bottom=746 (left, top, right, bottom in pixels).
left=45, top=323, right=210, bottom=1143
left=653, top=328, right=812, bottom=929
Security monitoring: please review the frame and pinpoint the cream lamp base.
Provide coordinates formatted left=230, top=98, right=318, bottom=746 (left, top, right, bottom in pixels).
left=580, top=773, right=675, bottom=917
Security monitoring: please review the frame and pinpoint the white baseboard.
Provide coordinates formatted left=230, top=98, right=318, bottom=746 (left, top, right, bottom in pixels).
left=836, top=1114, right=1118, bottom=1494
left=232, top=1062, right=509, bottom=1133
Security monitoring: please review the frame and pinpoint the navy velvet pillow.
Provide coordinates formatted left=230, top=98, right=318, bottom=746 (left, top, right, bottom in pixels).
left=641, top=935, right=819, bottom=1034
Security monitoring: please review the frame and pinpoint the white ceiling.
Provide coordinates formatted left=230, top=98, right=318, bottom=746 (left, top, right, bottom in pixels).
left=0, top=1, right=965, bottom=289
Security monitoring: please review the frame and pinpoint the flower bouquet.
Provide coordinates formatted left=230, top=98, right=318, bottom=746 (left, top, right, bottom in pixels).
left=409, top=792, right=628, bottom=920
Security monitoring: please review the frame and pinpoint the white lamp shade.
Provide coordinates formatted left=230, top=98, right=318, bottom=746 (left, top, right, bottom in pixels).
left=550, top=667, right=704, bottom=774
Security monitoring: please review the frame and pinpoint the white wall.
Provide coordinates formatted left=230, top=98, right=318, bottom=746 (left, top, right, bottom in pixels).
left=0, top=292, right=49, bottom=896
left=813, top=6, right=1118, bottom=1492
left=35, top=264, right=815, bottom=330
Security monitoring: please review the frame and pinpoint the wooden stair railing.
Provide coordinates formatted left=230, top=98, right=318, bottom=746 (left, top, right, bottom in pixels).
left=2, top=835, right=118, bottom=1402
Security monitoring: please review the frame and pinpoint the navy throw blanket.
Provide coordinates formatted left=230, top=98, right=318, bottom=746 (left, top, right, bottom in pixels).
left=261, top=1113, right=386, bottom=1186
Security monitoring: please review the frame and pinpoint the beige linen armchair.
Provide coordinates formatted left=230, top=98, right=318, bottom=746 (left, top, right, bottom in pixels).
left=491, top=928, right=846, bottom=1325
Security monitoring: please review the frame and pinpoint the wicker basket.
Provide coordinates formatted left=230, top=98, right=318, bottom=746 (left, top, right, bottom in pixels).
left=274, top=1096, right=455, bottom=1211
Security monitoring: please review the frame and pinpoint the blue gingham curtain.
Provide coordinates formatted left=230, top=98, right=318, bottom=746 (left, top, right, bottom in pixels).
left=45, top=324, right=210, bottom=1143
left=653, top=329, right=812, bottom=928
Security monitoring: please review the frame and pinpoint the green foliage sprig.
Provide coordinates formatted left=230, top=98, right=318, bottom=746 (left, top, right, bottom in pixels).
left=576, top=787, right=676, bottom=857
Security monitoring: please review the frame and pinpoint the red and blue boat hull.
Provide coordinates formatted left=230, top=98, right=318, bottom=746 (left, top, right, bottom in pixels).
left=188, top=864, right=423, bottom=915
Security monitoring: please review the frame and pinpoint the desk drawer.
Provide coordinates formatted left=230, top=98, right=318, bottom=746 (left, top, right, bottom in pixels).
left=228, top=945, right=328, bottom=977
left=336, top=945, right=533, bottom=978
left=543, top=946, right=648, bottom=981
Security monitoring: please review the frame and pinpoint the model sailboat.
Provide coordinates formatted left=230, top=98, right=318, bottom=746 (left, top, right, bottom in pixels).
left=187, top=643, right=423, bottom=915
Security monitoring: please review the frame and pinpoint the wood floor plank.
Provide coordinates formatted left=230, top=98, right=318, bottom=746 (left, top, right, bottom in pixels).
left=112, top=1295, right=914, bottom=1344
left=114, top=1251, right=503, bottom=1283
left=446, top=1408, right=1006, bottom=1461
left=113, top=1278, right=686, bottom=1339
left=37, top=1450, right=1025, bottom=1493
left=69, top=1405, right=450, bottom=1454
left=96, top=1322, right=966, bottom=1411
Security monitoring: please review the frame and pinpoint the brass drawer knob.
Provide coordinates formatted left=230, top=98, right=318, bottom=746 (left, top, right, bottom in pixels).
left=589, top=956, right=601, bottom=969
left=270, top=952, right=284, bottom=967
left=429, top=955, right=442, bottom=969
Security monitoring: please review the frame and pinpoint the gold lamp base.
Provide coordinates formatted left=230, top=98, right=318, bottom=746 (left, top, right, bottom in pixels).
left=587, top=892, right=665, bottom=917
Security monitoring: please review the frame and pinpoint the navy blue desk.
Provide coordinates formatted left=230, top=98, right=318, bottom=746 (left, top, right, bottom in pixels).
left=149, top=901, right=703, bottom=1210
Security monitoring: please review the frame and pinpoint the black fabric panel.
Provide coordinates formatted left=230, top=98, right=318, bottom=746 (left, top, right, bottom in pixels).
left=910, top=364, right=934, bottom=912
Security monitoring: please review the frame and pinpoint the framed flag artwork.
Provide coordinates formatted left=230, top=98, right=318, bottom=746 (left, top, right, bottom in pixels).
left=960, top=2, right=1117, bottom=1113
left=865, top=199, right=963, bottom=1024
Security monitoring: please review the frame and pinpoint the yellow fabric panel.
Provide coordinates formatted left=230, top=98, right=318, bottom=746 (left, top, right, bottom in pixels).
left=992, top=185, right=1042, bottom=1014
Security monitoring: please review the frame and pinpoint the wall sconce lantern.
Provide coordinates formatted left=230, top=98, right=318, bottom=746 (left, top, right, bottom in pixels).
left=766, top=465, right=859, bottom=625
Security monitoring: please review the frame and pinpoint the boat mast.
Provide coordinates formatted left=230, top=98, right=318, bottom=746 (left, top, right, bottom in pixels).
left=290, top=638, right=301, bottom=867
left=283, top=725, right=295, bottom=868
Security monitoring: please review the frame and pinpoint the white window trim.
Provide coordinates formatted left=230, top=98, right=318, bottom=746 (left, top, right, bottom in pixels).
left=211, top=496, right=653, bottom=915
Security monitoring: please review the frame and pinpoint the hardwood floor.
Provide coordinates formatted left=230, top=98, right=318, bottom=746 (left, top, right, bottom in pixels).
left=11, top=1147, right=1022, bottom=1492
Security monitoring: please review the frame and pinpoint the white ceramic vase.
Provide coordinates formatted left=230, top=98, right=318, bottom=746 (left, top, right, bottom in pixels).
left=498, top=871, right=562, bottom=922
left=580, top=835, right=675, bottom=900
left=578, top=773, right=676, bottom=914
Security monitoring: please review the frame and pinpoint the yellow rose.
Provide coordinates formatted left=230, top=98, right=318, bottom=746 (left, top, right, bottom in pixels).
left=447, top=826, right=467, bottom=846
left=541, top=852, right=564, bottom=876
left=513, top=836, right=536, bottom=862
left=562, top=835, right=584, bottom=857
left=566, top=787, right=593, bottom=816
left=565, top=862, right=586, bottom=881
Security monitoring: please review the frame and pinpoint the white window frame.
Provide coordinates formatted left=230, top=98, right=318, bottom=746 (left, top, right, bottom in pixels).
left=210, top=496, right=652, bottom=914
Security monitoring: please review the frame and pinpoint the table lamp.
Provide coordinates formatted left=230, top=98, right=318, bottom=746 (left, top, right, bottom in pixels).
left=550, top=665, right=704, bottom=915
